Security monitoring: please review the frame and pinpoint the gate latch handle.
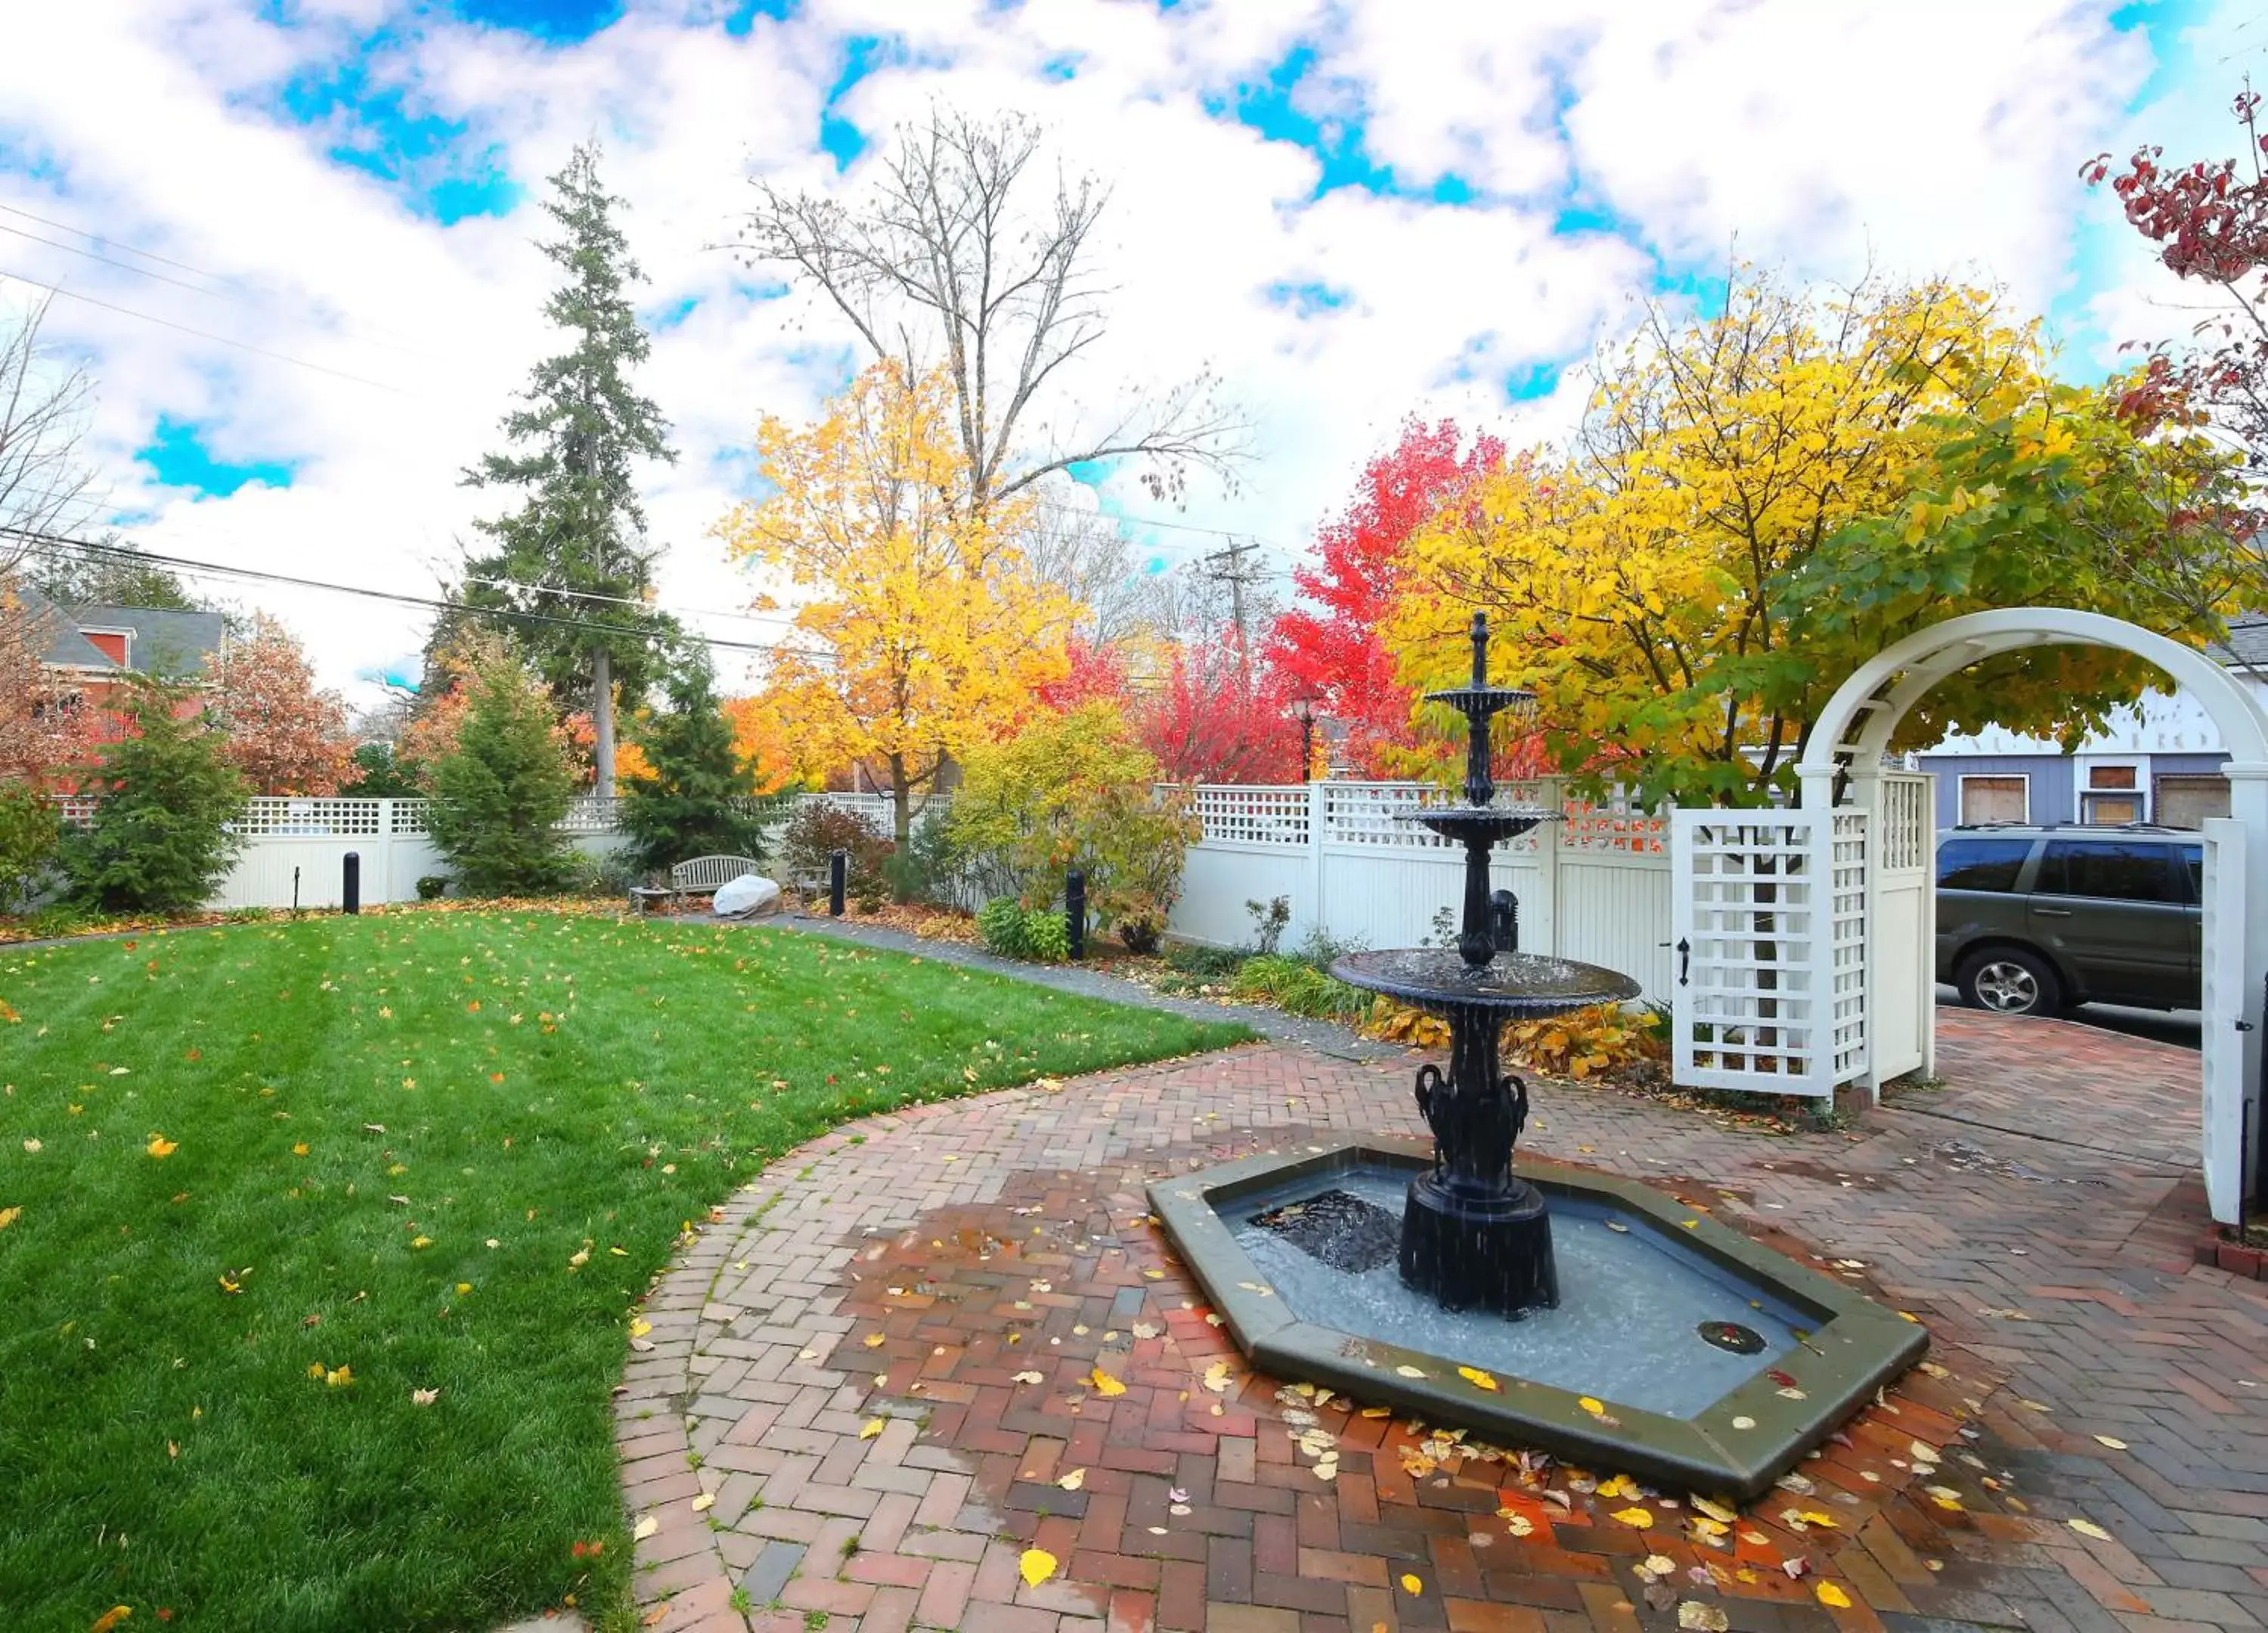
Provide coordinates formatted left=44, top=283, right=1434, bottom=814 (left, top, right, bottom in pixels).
left=1677, top=937, right=1691, bottom=988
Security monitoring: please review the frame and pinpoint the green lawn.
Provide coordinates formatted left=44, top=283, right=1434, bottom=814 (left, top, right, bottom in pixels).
left=0, top=911, right=1245, bottom=1633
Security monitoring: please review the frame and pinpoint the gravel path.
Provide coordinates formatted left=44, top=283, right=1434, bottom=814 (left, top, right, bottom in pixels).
left=761, top=909, right=1399, bottom=1061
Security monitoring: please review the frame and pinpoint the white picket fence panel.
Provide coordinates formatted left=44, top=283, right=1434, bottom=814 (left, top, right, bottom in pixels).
left=1164, top=780, right=1675, bottom=1000
left=1668, top=808, right=1869, bottom=1098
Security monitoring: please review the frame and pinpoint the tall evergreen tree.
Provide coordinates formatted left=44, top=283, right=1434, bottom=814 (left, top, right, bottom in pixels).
left=460, top=142, right=676, bottom=790
left=618, top=655, right=769, bottom=872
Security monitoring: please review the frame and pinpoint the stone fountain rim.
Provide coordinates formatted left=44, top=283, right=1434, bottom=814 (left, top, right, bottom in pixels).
left=1330, top=949, right=1644, bottom=1015
left=1146, top=1137, right=1928, bottom=1501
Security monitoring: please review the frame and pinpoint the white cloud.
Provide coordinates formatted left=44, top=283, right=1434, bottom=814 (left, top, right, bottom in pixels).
left=0, top=0, right=2214, bottom=711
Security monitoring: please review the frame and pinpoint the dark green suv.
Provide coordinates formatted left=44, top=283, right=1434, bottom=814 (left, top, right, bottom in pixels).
left=1935, top=826, right=2202, bottom=1015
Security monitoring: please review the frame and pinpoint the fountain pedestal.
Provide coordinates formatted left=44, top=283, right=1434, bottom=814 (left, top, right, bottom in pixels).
left=1331, top=611, right=1637, bottom=1319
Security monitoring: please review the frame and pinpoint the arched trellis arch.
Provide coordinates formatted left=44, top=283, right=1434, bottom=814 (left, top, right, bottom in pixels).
left=1796, top=608, right=2268, bottom=1225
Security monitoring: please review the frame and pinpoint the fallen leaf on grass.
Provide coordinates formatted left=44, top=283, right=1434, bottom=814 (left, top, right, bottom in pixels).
left=325, top=1366, right=352, bottom=1389
left=147, top=1136, right=177, bottom=1158
left=0, top=1207, right=20, bottom=1232
left=21, top=1139, right=39, bottom=1154
left=1816, top=1582, right=1851, bottom=1608
left=411, top=1388, right=438, bottom=1406
left=291, top=1142, right=308, bottom=1156
left=91, top=1608, right=132, bottom=1633
left=632, top=1514, right=658, bottom=1542
left=1020, top=1548, right=1058, bottom=1587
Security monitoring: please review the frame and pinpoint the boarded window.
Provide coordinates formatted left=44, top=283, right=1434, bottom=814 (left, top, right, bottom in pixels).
left=82, top=631, right=128, bottom=666
left=2087, top=764, right=2137, bottom=789
left=2155, top=774, right=2231, bottom=830
left=2081, top=792, right=2143, bottom=826
left=1958, top=776, right=2028, bottom=825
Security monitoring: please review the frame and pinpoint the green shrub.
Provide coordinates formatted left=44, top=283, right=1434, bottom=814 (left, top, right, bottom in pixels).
left=63, top=685, right=246, bottom=913
left=884, top=807, right=967, bottom=906
left=1230, top=954, right=1365, bottom=1020
left=426, top=657, right=576, bottom=896
left=977, top=895, right=1031, bottom=958
left=337, top=742, right=420, bottom=798
left=415, top=875, right=450, bottom=901
left=619, top=660, right=770, bottom=873
left=0, top=782, right=62, bottom=910
left=1166, top=943, right=1247, bottom=978
left=1023, top=908, right=1070, bottom=962
left=950, top=703, right=1195, bottom=936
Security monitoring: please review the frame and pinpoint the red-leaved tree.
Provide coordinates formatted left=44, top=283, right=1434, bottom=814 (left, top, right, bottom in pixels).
left=1267, top=418, right=1504, bottom=776
left=208, top=614, right=355, bottom=795
left=1140, top=638, right=1305, bottom=783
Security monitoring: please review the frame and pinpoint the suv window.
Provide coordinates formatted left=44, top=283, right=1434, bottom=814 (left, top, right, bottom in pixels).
left=2037, top=840, right=2175, bottom=903
left=2184, top=844, right=2203, bottom=903
left=1938, top=838, right=2032, bottom=892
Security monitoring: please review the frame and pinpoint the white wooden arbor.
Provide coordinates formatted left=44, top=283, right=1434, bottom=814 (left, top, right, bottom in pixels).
left=1796, top=608, right=2268, bottom=1226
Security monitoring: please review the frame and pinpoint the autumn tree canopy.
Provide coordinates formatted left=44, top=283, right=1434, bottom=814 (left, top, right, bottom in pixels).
left=207, top=614, right=355, bottom=796
left=1269, top=417, right=1503, bottom=776
left=717, top=361, right=1077, bottom=839
left=1382, top=272, right=2232, bottom=805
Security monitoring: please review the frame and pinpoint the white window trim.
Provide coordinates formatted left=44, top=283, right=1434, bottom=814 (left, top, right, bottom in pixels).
left=1958, top=772, right=2029, bottom=825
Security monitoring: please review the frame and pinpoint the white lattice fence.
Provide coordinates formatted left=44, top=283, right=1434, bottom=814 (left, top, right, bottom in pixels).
left=1189, top=785, right=1311, bottom=847
left=1668, top=809, right=1868, bottom=1098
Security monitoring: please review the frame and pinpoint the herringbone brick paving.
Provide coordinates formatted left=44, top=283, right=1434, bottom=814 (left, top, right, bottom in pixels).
left=615, top=1009, right=2268, bottom=1633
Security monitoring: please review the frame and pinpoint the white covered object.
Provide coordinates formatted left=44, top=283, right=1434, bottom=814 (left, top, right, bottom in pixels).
left=711, top=875, right=782, bottom=917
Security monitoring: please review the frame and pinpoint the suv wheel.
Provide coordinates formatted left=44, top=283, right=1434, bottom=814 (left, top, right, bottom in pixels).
left=1958, top=948, right=2062, bottom=1016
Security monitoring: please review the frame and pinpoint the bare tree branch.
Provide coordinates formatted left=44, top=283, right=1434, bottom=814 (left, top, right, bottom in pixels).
left=729, top=107, right=1249, bottom=513
left=0, top=295, right=98, bottom=573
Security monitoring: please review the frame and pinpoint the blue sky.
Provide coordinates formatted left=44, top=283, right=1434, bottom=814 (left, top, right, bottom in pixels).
left=0, top=0, right=2227, bottom=699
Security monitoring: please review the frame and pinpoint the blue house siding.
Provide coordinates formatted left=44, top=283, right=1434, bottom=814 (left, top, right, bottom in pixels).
left=2154, top=752, right=2232, bottom=776
left=1916, top=754, right=2074, bottom=827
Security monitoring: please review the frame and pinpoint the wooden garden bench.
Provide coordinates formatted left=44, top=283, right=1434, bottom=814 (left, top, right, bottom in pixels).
left=627, top=854, right=764, bottom=914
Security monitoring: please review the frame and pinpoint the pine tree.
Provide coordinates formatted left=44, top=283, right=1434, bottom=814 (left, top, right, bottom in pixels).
left=64, top=683, right=246, bottom=913
left=618, top=657, right=768, bottom=873
left=460, top=142, right=676, bottom=789
left=426, top=658, right=576, bottom=896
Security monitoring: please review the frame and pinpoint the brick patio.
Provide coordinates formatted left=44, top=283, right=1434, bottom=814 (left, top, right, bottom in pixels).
left=612, top=1008, right=2268, bottom=1633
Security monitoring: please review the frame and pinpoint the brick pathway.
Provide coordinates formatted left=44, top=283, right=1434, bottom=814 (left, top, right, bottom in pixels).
left=614, top=1013, right=2268, bottom=1633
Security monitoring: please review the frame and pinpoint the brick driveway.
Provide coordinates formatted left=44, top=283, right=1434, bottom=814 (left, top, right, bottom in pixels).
left=613, top=1009, right=2267, bottom=1633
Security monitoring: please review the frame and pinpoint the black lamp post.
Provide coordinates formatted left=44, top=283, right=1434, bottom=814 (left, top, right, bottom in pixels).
left=1294, top=695, right=1318, bottom=783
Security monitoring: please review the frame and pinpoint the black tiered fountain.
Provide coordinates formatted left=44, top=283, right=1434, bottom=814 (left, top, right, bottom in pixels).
left=1145, top=611, right=1929, bottom=1500
left=1328, top=612, right=1638, bottom=1317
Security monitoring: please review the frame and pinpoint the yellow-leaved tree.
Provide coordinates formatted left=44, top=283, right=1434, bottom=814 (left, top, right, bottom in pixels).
left=716, top=362, right=1077, bottom=839
left=1384, top=273, right=2220, bottom=804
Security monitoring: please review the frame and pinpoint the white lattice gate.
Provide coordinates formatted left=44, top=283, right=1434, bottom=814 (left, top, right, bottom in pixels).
left=1670, top=810, right=1870, bottom=1098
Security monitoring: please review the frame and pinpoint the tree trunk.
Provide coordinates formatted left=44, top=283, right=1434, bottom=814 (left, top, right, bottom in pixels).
left=591, top=646, right=615, bottom=794
left=888, top=751, right=912, bottom=844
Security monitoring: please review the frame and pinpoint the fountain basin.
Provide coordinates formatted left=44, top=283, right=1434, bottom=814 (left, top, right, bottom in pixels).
left=1149, top=1138, right=1927, bottom=1498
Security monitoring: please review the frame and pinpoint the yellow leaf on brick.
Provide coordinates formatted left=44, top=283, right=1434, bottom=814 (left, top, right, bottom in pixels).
left=1020, top=1548, right=1058, bottom=1587
left=1400, top=1573, right=1424, bottom=1595
left=860, top=1418, right=885, bottom=1439
left=628, top=1317, right=652, bottom=1340
left=1089, top=1367, right=1126, bottom=1397
left=1611, top=1508, right=1656, bottom=1529
left=1579, top=1397, right=1607, bottom=1416
left=1057, top=1467, right=1086, bottom=1491
left=633, top=1514, right=658, bottom=1541
left=1458, top=1366, right=1500, bottom=1392
left=1817, top=1583, right=1851, bottom=1608
left=2068, top=1518, right=2112, bottom=1541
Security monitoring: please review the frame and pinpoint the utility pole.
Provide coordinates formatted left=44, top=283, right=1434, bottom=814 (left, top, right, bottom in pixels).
left=1202, top=538, right=1266, bottom=691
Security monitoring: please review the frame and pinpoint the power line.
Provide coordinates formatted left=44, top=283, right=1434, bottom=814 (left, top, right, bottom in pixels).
left=0, top=265, right=412, bottom=394
left=0, top=200, right=260, bottom=289
left=8, top=527, right=833, bottom=665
